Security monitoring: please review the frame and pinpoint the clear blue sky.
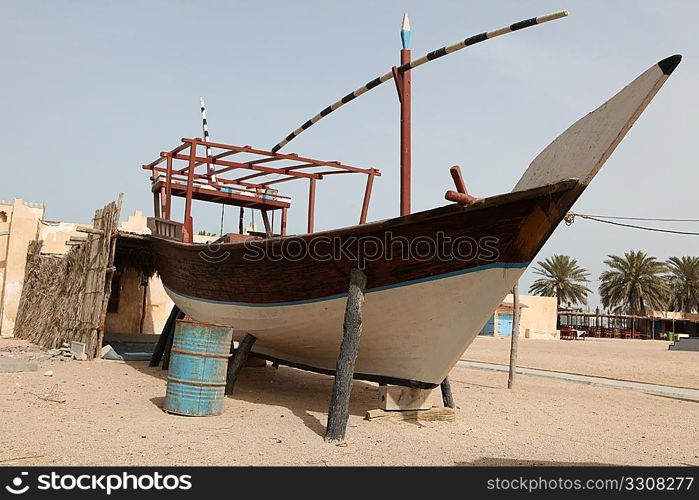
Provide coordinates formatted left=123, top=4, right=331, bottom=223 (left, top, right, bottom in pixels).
left=1, top=1, right=697, bottom=306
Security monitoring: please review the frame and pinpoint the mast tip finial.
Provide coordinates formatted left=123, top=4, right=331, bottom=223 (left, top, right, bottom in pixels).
left=401, top=12, right=411, bottom=49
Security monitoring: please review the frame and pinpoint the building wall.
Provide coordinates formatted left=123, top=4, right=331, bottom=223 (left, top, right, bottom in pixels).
left=0, top=203, right=11, bottom=333
left=104, top=210, right=174, bottom=337
left=648, top=310, right=699, bottom=321
left=104, top=209, right=217, bottom=337
left=513, top=293, right=559, bottom=340
left=104, top=267, right=172, bottom=336
left=0, top=200, right=178, bottom=338
left=0, top=202, right=212, bottom=339
left=39, top=220, right=82, bottom=254
left=0, top=199, right=45, bottom=337
left=482, top=293, right=559, bottom=340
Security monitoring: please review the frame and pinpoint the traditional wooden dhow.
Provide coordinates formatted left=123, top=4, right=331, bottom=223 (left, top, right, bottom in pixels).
left=140, top=8, right=680, bottom=392
left=154, top=181, right=579, bottom=388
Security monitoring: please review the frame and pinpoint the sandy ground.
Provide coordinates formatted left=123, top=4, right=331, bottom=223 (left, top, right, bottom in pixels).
left=463, top=336, right=699, bottom=389
left=1, top=337, right=697, bottom=466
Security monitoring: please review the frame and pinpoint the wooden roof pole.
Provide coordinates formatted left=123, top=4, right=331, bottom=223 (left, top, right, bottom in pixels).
left=307, top=178, right=316, bottom=234
left=183, top=141, right=197, bottom=243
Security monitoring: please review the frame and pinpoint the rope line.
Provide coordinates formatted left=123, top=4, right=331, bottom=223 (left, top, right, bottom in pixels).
left=565, top=213, right=699, bottom=236
left=569, top=213, right=699, bottom=223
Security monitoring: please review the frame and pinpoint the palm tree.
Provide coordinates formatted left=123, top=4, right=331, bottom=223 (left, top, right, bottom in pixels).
left=666, top=256, right=699, bottom=313
left=529, top=255, right=591, bottom=308
left=598, top=251, right=670, bottom=315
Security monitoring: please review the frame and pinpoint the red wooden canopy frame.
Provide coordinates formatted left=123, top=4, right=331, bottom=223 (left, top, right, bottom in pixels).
left=143, top=138, right=381, bottom=242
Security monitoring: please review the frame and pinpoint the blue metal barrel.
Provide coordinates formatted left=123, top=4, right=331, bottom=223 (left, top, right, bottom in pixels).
left=164, top=320, right=233, bottom=416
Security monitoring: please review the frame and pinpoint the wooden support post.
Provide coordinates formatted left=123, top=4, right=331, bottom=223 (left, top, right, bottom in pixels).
left=164, top=153, right=173, bottom=219
left=76, top=226, right=105, bottom=235
left=225, top=333, right=256, bottom=395
left=307, top=178, right=316, bottom=233
left=161, top=323, right=176, bottom=371
left=183, top=141, right=197, bottom=243
left=325, top=268, right=367, bottom=444
left=507, top=282, right=521, bottom=389
left=138, top=278, right=148, bottom=335
left=359, top=173, right=374, bottom=224
left=159, top=188, right=166, bottom=218
left=153, top=191, right=161, bottom=219
left=149, top=305, right=181, bottom=367
left=161, top=308, right=185, bottom=370
left=280, top=207, right=288, bottom=236
left=440, top=377, right=455, bottom=408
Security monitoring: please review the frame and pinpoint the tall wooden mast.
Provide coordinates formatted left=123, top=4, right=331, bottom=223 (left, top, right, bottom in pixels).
left=399, top=12, right=412, bottom=216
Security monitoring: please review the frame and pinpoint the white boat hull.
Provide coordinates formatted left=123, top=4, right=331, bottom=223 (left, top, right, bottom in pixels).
left=166, top=263, right=526, bottom=386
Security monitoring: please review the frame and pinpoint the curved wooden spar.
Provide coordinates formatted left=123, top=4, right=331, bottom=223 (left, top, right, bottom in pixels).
left=272, top=10, right=568, bottom=152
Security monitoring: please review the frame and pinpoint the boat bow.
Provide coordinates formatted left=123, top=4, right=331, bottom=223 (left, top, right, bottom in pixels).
left=514, top=55, right=681, bottom=192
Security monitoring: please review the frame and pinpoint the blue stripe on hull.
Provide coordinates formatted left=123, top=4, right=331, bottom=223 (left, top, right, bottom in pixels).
left=164, top=261, right=530, bottom=308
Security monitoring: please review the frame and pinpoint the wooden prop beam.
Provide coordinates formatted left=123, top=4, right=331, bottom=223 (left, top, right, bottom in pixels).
left=261, top=210, right=273, bottom=238
left=325, top=268, right=367, bottom=443
left=440, top=377, right=455, bottom=408
left=150, top=305, right=181, bottom=367
left=76, top=226, right=105, bottom=235
left=225, top=333, right=257, bottom=395
left=508, top=282, right=521, bottom=389
left=161, top=322, right=176, bottom=371
left=271, top=11, right=568, bottom=152
left=160, top=308, right=185, bottom=370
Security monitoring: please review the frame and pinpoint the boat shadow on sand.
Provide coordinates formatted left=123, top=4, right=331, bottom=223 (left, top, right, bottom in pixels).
left=457, top=458, right=620, bottom=466
left=128, top=361, right=379, bottom=438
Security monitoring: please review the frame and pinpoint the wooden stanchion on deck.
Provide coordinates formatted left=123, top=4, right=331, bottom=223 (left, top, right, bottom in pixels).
left=325, top=268, right=367, bottom=444
left=225, top=333, right=257, bottom=395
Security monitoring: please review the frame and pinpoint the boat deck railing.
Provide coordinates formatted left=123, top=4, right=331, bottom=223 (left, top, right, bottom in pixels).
left=142, top=138, right=380, bottom=242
